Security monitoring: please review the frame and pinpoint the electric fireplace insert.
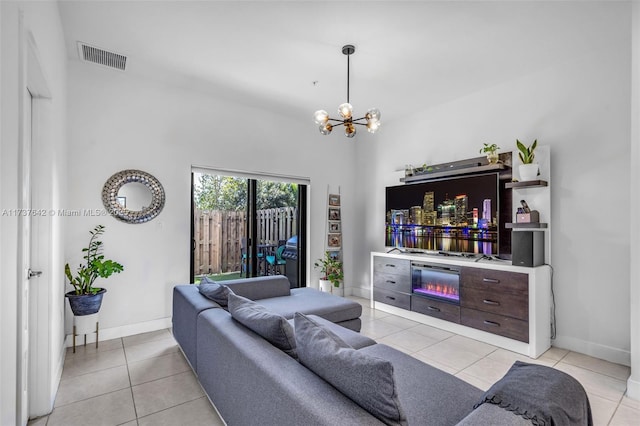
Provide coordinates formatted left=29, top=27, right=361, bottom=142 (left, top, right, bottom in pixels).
left=411, top=262, right=460, bottom=304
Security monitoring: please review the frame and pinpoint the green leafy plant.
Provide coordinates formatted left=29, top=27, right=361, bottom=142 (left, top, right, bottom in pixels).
left=516, top=139, right=538, bottom=164
left=479, top=143, right=500, bottom=154
left=314, top=251, right=344, bottom=288
left=64, top=225, right=124, bottom=295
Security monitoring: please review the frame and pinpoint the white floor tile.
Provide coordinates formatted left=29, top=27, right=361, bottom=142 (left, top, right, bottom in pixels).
left=406, top=323, right=454, bottom=342
left=377, top=329, right=440, bottom=353
left=486, top=348, right=556, bottom=367
left=27, top=416, right=48, bottom=426
left=378, top=314, right=420, bottom=329
left=415, top=336, right=495, bottom=371
left=359, top=319, right=404, bottom=340
left=586, top=393, right=618, bottom=426
left=554, top=362, right=627, bottom=402
left=66, top=337, right=123, bottom=358
left=48, top=388, right=136, bottom=426
left=621, top=395, right=640, bottom=410
left=459, top=357, right=512, bottom=384
left=137, top=397, right=224, bottom=426
left=124, top=336, right=179, bottom=363
left=410, top=352, right=460, bottom=375
left=609, top=403, right=640, bottom=426
left=540, top=346, right=569, bottom=362
left=128, top=351, right=191, bottom=386
left=55, top=365, right=130, bottom=407
left=123, top=329, right=173, bottom=348
left=62, top=347, right=127, bottom=379
left=561, top=351, right=631, bottom=381
left=454, top=371, right=492, bottom=391
left=132, top=371, right=204, bottom=417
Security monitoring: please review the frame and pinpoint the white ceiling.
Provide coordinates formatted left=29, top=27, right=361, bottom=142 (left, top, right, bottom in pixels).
left=57, top=1, right=619, bottom=124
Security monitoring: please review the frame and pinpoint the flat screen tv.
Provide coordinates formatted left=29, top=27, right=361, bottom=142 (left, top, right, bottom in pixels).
left=385, top=173, right=502, bottom=256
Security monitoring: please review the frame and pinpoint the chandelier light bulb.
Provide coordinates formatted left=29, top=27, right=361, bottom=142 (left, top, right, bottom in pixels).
left=366, top=119, right=381, bottom=134
left=338, top=103, right=353, bottom=119
left=365, top=108, right=381, bottom=121
left=319, top=122, right=333, bottom=135
left=313, top=110, right=329, bottom=125
left=345, top=123, right=356, bottom=138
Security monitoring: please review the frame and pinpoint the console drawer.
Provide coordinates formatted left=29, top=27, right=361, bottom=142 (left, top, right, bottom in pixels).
left=461, top=307, right=529, bottom=343
left=461, top=267, right=528, bottom=294
left=411, top=296, right=460, bottom=324
left=461, top=287, right=528, bottom=321
left=373, top=272, right=411, bottom=293
left=373, top=257, right=410, bottom=276
left=373, top=288, right=411, bottom=310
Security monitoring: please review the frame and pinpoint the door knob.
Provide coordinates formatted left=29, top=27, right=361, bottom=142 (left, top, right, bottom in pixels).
left=28, top=269, right=42, bottom=279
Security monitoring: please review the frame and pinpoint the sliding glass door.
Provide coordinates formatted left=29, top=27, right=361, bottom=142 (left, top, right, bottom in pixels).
left=191, top=170, right=306, bottom=287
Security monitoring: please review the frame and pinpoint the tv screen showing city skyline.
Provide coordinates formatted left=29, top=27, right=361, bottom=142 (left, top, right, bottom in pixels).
left=385, top=173, right=499, bottom=254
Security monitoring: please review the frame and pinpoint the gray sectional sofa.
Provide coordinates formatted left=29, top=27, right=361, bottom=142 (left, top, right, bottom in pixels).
left=172, top=275, right=591, bottom=426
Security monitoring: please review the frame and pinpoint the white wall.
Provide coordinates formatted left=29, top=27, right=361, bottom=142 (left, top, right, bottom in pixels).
left=1, top=0, right=67, bottom=423
left=628, top=1, right=640, bottom=400
left=65, top=61, right=358, bottom=336
left=355, top=2, right=633, bottom=366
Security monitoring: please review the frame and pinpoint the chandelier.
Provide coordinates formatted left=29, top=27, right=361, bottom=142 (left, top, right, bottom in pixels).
left=313, top=45, right=381, bottom=138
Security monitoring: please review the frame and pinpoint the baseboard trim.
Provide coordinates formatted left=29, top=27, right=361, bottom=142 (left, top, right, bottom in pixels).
left=552, top=335, right=631, bottom=367
left=64, top=317, right=172, bottom=347
left=350, top=287, right=370, bottom=299
left=628, top=376, right=640, bottom=400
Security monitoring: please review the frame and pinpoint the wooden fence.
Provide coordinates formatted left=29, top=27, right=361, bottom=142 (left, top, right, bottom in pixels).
left=194, top=207, right=297, bottom=276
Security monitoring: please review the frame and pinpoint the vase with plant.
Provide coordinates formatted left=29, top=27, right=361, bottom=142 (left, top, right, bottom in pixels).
left=65, top=225, right=124, bottom=316
left=479, top=143, right=501, bottom=164
left=516, top=139, right=539, bottom=181
left=314, top=251, right=344, bottom=295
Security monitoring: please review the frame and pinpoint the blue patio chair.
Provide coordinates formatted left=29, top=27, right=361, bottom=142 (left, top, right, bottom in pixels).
left=266, top=245, right=286, bottom=275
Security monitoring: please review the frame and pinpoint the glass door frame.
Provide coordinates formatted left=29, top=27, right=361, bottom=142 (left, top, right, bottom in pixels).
left=190, top=168, right=308, bottom=286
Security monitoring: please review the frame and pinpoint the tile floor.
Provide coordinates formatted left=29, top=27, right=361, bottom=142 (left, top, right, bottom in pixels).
left=28, top=297, right=639, bottom=426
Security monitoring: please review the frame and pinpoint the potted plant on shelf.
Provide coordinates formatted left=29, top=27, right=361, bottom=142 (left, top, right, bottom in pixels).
left=65, top=225, right=124, bottom=316
left=479, top=143, right=501, bottom=164
left=516, top=139, right=539, bottom=181
left=314, top=251, right=344, bottom=295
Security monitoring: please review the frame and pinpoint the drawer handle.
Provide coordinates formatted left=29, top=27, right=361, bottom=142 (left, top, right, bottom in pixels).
left=483, top=299, right=500, bottom=306
left=483, top=320, right=500, bottom=327
left=386, top=280, right=396, bottom=284
left=385, top=296, right=396, bottom=301
left=483, top=278, right=500, bottom=284
left=427, top=306, right=441, bottom=312
left=385, top=264, right=396, bottom=268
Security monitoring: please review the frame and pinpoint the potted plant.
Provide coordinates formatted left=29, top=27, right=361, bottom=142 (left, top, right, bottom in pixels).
left=314, top=251, right=344, bottom=295
left=479, top=143, right=501, bottom=164
left=516, top=139, right=539, bottom=181
left=65, top=225, right=124, bottom=316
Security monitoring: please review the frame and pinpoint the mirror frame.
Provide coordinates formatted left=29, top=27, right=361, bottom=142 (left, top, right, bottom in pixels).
left=102, top=169, right=165, bottom=224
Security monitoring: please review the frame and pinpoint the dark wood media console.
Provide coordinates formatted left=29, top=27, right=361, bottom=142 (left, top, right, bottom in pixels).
left=371, top=252, right=551, bottom=358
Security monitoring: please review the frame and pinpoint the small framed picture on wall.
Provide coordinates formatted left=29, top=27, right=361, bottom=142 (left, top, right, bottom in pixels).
left=328, top=207, right=341, bottom=221
left=328, top=194, right=341, bottom=206
left=329, top=221, right=341, bottom=233
left=328, top=233, right=342, bottom=248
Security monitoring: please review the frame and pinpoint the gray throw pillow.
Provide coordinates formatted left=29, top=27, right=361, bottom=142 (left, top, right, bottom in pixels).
left=228, top=293, right=297, bottom=359
left=198, top=278, right=233, bottom=306
left=294, top=312, right=407, bottom=426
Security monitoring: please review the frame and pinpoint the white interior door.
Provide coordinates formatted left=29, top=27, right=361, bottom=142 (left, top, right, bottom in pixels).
left=17, top=87, right=33, bottom=426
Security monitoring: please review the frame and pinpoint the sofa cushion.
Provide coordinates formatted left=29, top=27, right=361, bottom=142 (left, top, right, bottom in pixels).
left=257, top=287, right=362, bottom=323
left=198, top=278, right=233, bottom=306
left=222, top=275, right=291, bottom=300
left=228, top=293, right=297, bottom=359
left=358, top=343, right=482, bottom=425
left=288, top=315, right=375, bottom=350
left=294, top=313, right=407, bottom=426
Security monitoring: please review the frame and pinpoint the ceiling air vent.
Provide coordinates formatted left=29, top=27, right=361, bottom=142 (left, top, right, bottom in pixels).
left=77, top=42, right=127, bottom=71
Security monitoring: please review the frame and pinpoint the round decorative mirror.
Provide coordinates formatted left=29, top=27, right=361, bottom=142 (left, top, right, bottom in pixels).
left=102, top=170, right=165, bottom=224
